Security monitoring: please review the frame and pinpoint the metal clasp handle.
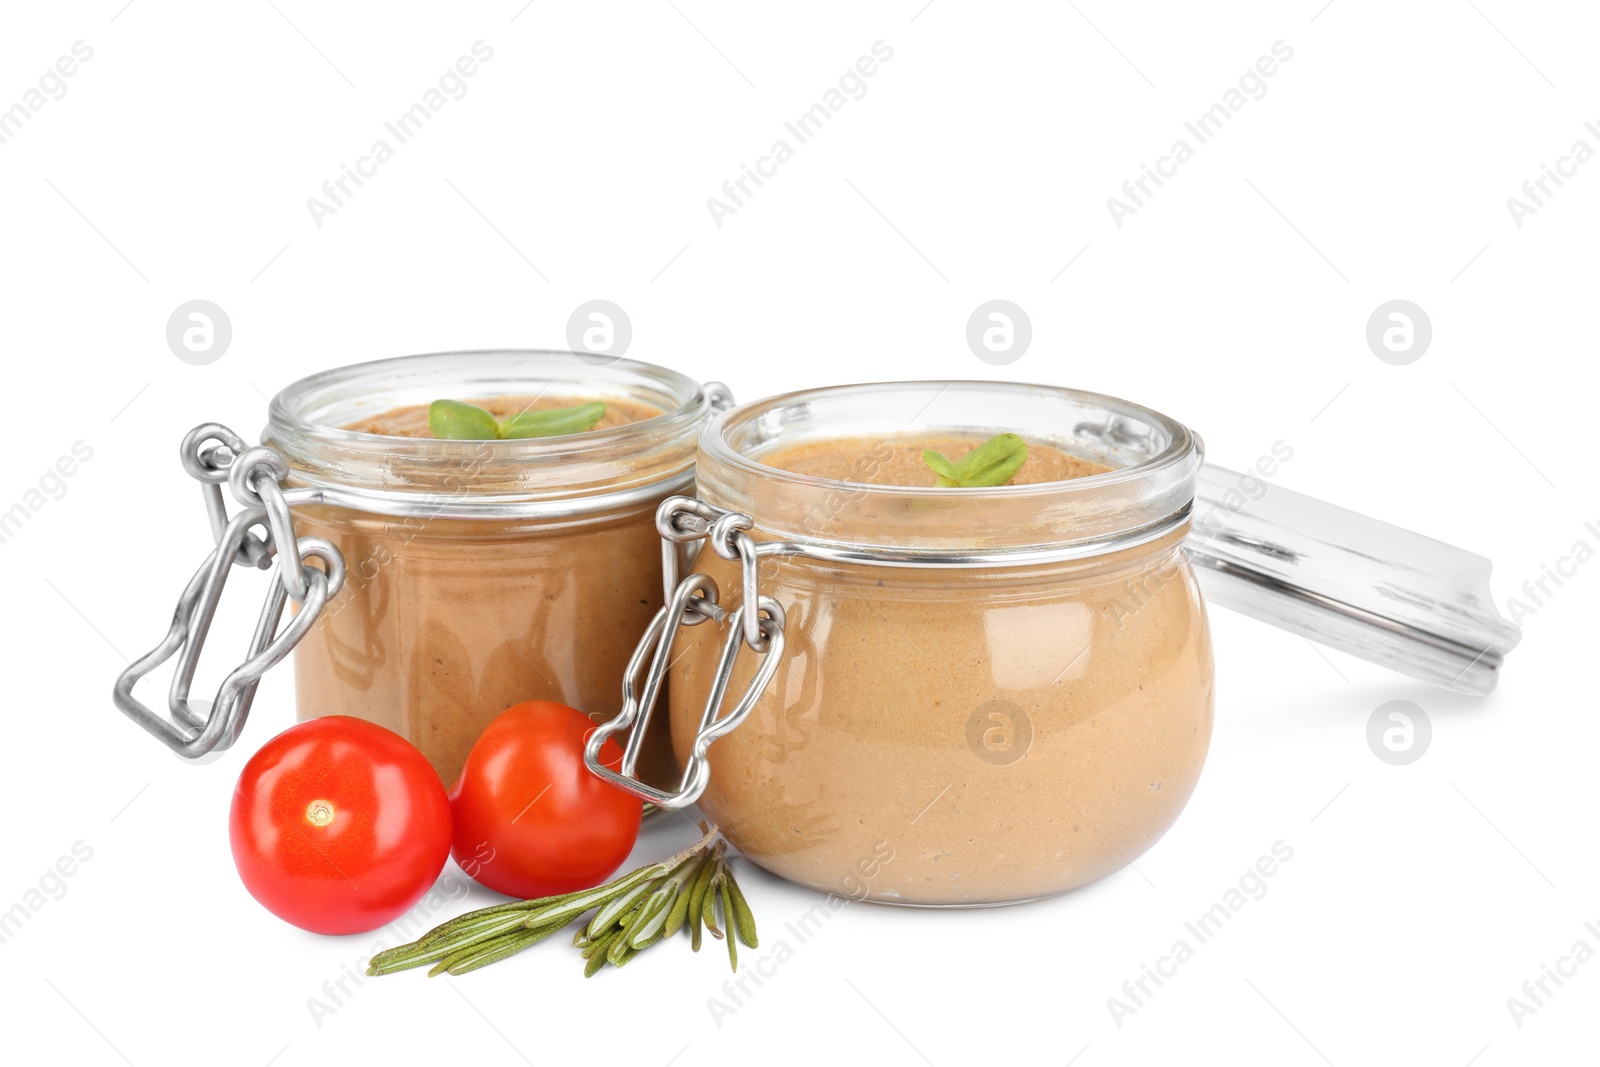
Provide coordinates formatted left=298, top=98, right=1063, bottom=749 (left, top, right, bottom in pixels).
left=584, top=497, right=786, bottom=809
left=112, top=424, right=346, bottom=760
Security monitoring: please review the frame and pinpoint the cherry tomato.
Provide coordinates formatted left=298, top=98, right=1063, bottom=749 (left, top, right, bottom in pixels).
left=450, top=701, right=641, bottom=899
left=229, top=716, right=452, bottom=935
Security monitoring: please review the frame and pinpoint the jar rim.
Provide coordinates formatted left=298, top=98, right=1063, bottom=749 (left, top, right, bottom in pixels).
left=268, top=349, right=705, bottom=451
left=264, top=350, right=712, bottom=519
left=704, top=380, right=1197, bottom=498
left=697, top=380, right=1202, bottom=562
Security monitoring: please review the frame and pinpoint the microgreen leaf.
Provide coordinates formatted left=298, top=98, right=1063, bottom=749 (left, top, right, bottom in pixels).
left=428, top=399, right=501, bottom=440
left=921, top=433, right=1029, bottom=488
left=921, top=449, right=960, bottom=487
left=427, top=399, right=608, bottom=440
left=499, top=402, right=606, bottom=439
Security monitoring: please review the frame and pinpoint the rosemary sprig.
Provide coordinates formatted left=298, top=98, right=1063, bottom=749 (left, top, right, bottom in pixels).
left=365, top=824, right=759, bottom=979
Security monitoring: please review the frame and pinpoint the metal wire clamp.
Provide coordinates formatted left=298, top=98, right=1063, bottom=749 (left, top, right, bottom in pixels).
left=584, top=496, right=786, bottom=808
left=113, top=424, right=345, bottom=760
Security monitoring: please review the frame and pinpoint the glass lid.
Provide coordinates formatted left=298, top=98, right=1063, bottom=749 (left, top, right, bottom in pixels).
left=1186, top=461, right=1519, bottom=695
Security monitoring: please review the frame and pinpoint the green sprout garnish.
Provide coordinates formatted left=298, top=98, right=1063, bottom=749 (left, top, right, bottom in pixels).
left=428, top=399, right=606, bottom=440
left=921, top=432, right=1028, bottom=487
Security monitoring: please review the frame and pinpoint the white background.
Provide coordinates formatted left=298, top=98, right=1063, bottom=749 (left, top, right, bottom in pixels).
left=1, top=2, right=1595, bottom=1064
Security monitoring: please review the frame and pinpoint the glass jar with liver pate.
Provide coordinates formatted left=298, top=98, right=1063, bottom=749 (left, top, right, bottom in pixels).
left=583, top=381, right=1520, bottom=906
left=113, top=351, right=728, bottom=790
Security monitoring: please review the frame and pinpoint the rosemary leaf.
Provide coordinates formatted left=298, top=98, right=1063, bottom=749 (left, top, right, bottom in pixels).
left=607, top=937, right=640, bottom=968
left=701, top=872, right=724, bottom=942
left=664, top=852, right=713, bottom=939
left=429, top=921, right=570, bottom=977
left=687, top=850, right=719, bottom=952
left=443, top=930, right=550, bottom=977
left=627, top=855, right=701, bottom=948
left=367, top=914, right=533, bottom=975
left=581, top=927, right=625, bottom=963
left=526, top=864, right=660, bottom=933
left=587, top=879, right=657, bottom=938
left=719, top=876, right=739, bottom=972
left=723, top=866, right=759, bottom=949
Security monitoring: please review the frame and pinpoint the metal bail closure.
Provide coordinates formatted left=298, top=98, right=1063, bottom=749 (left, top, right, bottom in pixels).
left=114, top=498, right=345, bottom=760
left=115, top=423, right=347, bottom=759
left=181, top=422, right=273, bottom=571
left=585, top=504, right=787, bottom=809
left=113, top=507, right=337, bottom=759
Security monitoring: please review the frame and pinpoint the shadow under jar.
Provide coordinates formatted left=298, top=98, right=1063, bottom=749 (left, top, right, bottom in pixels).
left=663, top=382, right=1211, bottom=906
left=264, top=351, right=720, bottom=788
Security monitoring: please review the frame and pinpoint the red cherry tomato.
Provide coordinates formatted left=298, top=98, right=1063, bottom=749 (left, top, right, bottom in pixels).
left=450, top=701, right=642, bottom=899
left=229, top=716, right=452, bottom=935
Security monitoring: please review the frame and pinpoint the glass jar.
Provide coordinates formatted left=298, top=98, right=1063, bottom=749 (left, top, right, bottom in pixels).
left=582, top=378, right=1520, bottom=906
left=263, top=350, right=719, bottom=787
left=671, top=381, right=1207, bottom=906
left=582, top=379, right=1516, bottom=908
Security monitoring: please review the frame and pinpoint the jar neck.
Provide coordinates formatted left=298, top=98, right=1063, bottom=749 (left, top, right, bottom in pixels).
left=697, top=381, right=1200, bottom=565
